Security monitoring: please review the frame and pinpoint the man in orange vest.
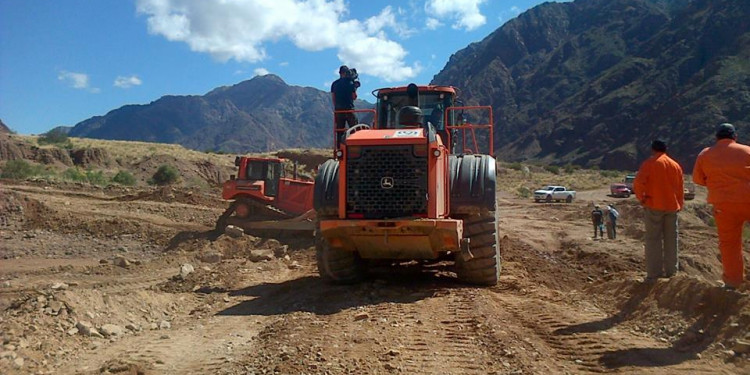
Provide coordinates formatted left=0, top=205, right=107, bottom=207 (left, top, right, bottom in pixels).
left=693, top=123, right=750, bottom=290
left=634, top=139, right=684, bottom=281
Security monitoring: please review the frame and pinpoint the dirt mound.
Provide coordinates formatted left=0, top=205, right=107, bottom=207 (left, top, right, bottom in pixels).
left=0, top=135, right=29, bottom=161
left=70, top=147, right=113, bottom=168
left=0, top=135, right=75, bottom=167
left=0, top=190, right=27, bottom=229
left=156, top=262, right=245, bottom=294
left=131, top=154, right=232, bottom=189
left=589, top=276, right=750, bottom=352
left=0, top=190, right=56, bottom=231
left=275, top=148, right=330, bottom=174
left=98, top=359, right=148, bottom=375
left=116, top=186, right=222, bottom=207
left=34, top=146, right=73, bottom=166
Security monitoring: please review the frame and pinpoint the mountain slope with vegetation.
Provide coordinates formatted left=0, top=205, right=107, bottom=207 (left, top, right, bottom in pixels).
left=432, top=0, right=750, bottom=171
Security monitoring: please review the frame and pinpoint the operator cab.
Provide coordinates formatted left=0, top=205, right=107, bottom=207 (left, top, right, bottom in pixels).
left=376, top=85, right=455, bottom=134
left=234, top=157, right=282, bottom=198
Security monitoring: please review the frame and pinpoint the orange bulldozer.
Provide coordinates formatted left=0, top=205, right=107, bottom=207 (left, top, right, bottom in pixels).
left=215, top=156, right=316, bottom=237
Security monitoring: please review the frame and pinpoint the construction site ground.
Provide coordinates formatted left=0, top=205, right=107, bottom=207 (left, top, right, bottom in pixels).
left=1, top=180, right=749, bottom=375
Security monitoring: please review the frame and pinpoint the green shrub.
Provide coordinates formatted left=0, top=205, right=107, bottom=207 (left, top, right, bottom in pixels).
left=544, top=165, right=560, bottom=174
left=508, top=162, right=523, bottom=171
left=38, top=129, right=71, bottom=147
left=1, top=159, right=43, bottom=179
left=62, top=168, right=87, bottom=182
left=86, top=170, right=108, bottom=186
left=112, top=170, right=136, bottom=186
left=563, top=164, right=579, bottom=174
left=599, top=170, right=620, bottom=178
left=517, top=186, right=531, bottom=198
left=151, top=164, right=180, bottom=185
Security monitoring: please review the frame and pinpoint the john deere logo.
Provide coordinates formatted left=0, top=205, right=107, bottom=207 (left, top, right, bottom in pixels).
left=380, top=177, right=394, bottom=189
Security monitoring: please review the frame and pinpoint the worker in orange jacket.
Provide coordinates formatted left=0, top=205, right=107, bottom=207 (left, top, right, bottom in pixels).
left=693, top=123, right=750, bottom=290
left=634, top=139, right=684, bottom=281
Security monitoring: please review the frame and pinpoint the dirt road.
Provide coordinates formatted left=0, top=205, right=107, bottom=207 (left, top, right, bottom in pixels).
left=1, top=180, right=748, bottom=374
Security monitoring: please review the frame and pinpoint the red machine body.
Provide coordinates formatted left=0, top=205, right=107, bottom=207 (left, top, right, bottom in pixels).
left=217, top=156, right=315, bottom=235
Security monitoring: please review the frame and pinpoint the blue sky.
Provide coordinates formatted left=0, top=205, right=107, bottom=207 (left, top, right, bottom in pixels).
left=0, top=0, right=563, bottom=135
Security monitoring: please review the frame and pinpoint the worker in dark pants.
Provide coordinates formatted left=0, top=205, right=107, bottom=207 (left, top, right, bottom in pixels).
left=591, top=205, right=604, bottom=239
left=330, top=65, right=358, bottom=147
left=634, top=139, right=684, bottom=282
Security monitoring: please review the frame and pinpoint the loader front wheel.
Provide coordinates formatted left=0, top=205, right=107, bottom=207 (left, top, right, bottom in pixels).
left=316, top=232, right=365, bottom=284
left=455, top=210, right=501, bottom=285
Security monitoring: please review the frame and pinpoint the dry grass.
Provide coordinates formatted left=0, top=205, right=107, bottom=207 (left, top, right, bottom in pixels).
left=67, top=136, right=237, bottom=167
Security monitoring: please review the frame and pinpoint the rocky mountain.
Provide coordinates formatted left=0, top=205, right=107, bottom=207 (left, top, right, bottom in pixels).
left=69, top=75, right=345, bottom=153
left=432, top=0, right=750, bottom=171
left=0, top=119, right=11, bottom=134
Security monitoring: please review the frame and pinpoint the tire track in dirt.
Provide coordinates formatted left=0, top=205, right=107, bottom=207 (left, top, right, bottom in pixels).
left=366, top=288, right=491, bottom=374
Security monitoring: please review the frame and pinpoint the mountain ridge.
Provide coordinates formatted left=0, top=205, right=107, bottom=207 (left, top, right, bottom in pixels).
left=69, top=74, right=339, bottom=153
left=431, top=0, right=749, bottom=171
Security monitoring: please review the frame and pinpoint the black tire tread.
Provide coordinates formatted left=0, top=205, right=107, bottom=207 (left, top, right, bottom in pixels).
left=316, top=232, right=364, bottom=284
left=455, top=210, right=501, bottom=285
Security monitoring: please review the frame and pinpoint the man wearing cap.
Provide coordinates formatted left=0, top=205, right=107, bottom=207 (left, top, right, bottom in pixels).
left=634, top=139, right=684, bottom=281
left=330, top=65, right=358, bottom=147
left=693, top=123, right=750, bottom=290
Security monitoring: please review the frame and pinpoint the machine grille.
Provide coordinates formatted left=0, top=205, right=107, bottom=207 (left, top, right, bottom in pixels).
left=346, top=146, right=427, bottom=218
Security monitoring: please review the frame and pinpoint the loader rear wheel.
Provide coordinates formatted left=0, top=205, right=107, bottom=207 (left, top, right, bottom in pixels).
left=316, top=232, right=365, bottom=284
left=455, top=210, right=501, bottom=285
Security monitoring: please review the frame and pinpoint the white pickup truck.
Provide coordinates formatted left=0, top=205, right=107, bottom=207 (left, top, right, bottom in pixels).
left=533, top=186, right=576, bottom=203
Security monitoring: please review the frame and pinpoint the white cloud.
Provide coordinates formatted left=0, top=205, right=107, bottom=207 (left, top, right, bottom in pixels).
left=279, top=61, right=289, bottom=67
left=365, top=6, right=415, bottom=38
left=114, top=75, right=143, bottom=88
left=425, top=17, right=442, bottom=30
left=58, top=71, right=100, bottom=93
left=136, top=0, right=420, bottom=81
left=425, top=0, right=486, bottom=31
left=254, top=68, right=270, bottom=76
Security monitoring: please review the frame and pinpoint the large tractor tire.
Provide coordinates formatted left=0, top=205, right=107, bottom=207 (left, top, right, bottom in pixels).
left=455, top=210, right=501, bottom=285
left=315, top=230, right=365, bottom=284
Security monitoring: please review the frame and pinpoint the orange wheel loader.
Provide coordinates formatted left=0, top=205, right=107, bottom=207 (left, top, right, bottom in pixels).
left=314, top=84, right=500, bottom=285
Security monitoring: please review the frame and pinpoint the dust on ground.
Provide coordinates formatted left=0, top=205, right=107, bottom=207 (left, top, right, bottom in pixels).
left=0, top=179, right=748, bottom=374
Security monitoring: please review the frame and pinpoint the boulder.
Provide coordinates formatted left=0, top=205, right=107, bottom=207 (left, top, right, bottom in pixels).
left=179, top=264, right=194, bottom=279
left=76, top=321, right=103, bottom=338
left=248, top=249, right=274, bottom=262
left=113, top=256, right=130, bottom=268
left=100, top=324, right=124, bottom=337
left=199, top=252, right=222, bottom=264
left=224, top=225, right=244, bottom=238
left=733, top=339, right=750, bottom=354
